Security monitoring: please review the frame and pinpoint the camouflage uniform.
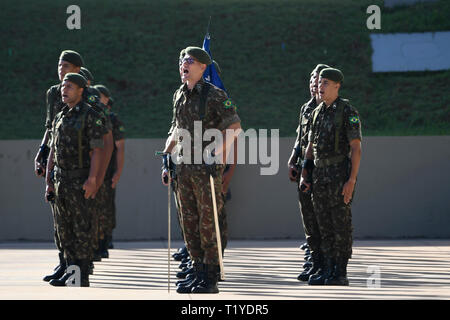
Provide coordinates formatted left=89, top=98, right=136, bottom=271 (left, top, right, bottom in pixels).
left=51, top=101, right=107, bottom=262
left=293, top=97, right=320, bottom=257
left=84, top=88, right=113, bottom=250
left=45, top=84, right=65, bottom=255
left=172, top=78, right=240, bottom=266
left=103, top=110, right=125, bottom=238
left=308, top=97, right=362, bottom=261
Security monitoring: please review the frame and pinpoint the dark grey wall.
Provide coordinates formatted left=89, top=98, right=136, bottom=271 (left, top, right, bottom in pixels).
left=1, top=137, right=449, bottom=241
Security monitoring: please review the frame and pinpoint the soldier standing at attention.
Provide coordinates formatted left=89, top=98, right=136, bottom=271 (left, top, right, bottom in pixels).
left=287, top=64, right=329, bottom=282
left=36, top=50, right=84, bottom=283
left=78, top=70, right=114, bottom=262
left=45, top=73, right=108, bottom=287
left=95, top=84, right=125, bottom=252
left=300, top=68, right=362, bottom=286
left=162, top=47, right=241, bottom=294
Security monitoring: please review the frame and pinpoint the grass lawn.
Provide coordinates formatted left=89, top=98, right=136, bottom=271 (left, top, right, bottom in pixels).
left=1, top=0, right=449, bottom=139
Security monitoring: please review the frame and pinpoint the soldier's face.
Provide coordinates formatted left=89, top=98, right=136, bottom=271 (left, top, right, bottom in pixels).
left=99, top=93, right=109, bottom=106
left=61, top=80, right=83, bottom=106
left=180, top=54, right=206, bottom=82
left=58, top=60, right=80, bottom=82
left=318, top=77, right=340, bottom=102
left=179, top=60, right=186, bottom=83
left=309, top=73, right=318, bottom=97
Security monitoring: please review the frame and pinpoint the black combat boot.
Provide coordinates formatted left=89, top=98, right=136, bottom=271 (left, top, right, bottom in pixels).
left=176, top=263, right=204, bottom=293
left=49, top=260, right=73, bottom=287
left=191, top=264, right=219, bottom=294
left=325, top=257, right=349, bottom=286
left=298, top=252, right=323, bottom=282
left=89, top=261, right=94, bottom=275
left=43, top=252, right=66, bottom=282
left=100, top=238, right=109, bottom=259
left=79, top=259, right=90, bottom=287
left=176, top=265, right=194, bottom=279
left=308, top=257, right=335, bottom=285
left=173, top=246, right=188, bottom=261
left=175, top=272, right=196, bottom=286
left=106, top=234, right=114, bottom=249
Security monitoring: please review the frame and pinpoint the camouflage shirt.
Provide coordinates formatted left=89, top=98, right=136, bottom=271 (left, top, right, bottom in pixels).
left=293, top=97, right=318, bottom=161
left=51, top=101, right=108, bottom=171
left=84, top=87, right=113, bottom=131
left=45, top=84, right=65, bottom=130
left=308, top=96, right=362, bottom=161
left=171, top=78, right=240, bottom=168
left=106, top=110, right=125, bottom=177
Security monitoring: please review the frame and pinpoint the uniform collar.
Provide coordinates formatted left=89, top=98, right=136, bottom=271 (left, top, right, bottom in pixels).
left=65, top=101, right=85, bottom=115
left=182, top=77, right=206, bottom=94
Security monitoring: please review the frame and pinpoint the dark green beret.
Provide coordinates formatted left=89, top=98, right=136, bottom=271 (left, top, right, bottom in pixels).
left=184, top=46, right=212, bottom=65
left=179, top=49, right=186, bottom=61
left=63, top=73, right=87, bottom=88
left=319, top=68, right=344, bottom=84
left=94, top=84, right=111, bottom=98
left=79, top=67, right=94, bottom=82
left=212, top=60, right=221, bottom=75
left=88, top=86, right=101, bottom=97
left=311, top=64, right=330, bottom=76
left=59, top=50, right=84, bottom=67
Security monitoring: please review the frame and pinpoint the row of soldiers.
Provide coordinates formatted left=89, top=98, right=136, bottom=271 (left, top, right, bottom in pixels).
left=288, top=64, right=362, bottom=285
left=161, top=46, right=241, bottom=294
left=33, top=50, right=125, bottom=287
left=160, top=51, right=362, bottom=291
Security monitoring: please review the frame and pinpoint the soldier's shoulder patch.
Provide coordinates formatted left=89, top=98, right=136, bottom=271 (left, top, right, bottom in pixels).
left=223, top=98, right=237, bottom=111
left=96, top=119, right=103, bottom=126
left=119, top=126, right=125, bottom=132
left=88, top=95, right=97, bottom=103
left=349, top=116, right=360, bottom=124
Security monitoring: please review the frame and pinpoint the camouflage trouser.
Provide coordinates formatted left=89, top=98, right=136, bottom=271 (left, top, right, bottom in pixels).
left=50, top=202, right=63, bottom=253
left=176, top=166, right=225, bottom=265
left=173, top=176, right=228, bottom=255
left=312, top=163, right=354, bottom=260
left=97, top=180, right=116, bottom=240
left=297, top=186, right=321, bottom=257
left=54, top=177, right=95, bottom=262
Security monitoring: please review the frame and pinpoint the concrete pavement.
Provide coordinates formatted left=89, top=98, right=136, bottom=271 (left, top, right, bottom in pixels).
left=1, top=239, right=449, bottom=300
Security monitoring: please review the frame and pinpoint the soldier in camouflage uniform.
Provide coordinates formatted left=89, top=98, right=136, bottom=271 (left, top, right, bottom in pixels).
left=78, top=69, right=114, bottom=261
left=36, top=50, right=84, bottom=283
left=300, top=68, right=362, bottom=286
left=287, top=64, right=329, bottom=282
left=162, top=47, right=241, bottom=294
left=95, top=84, right=126, bottom=252
left=45, top=73, right=108, bottom=287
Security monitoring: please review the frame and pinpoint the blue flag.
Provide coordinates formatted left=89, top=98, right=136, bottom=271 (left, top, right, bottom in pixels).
left=202, top=34, right=227, bottom=93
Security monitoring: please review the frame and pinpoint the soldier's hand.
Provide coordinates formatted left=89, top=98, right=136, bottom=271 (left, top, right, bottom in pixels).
left=35, top=160, right=45, bottom=177
left=288, top=164, right=298, bottom=182
left=45, top=184, right=55, bottom=203
left=299, top=176, right=311, bottom=192
left=161, top=169, right=169, bottom=186
left=112, top=172, right=121, bottom=189
left=342, top=178, right=356, bottom=204
left=82, top=177, right=97, bottom=199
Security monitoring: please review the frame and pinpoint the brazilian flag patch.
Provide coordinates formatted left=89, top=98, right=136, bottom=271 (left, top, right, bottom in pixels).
left=96, top=119, right=102, bottom=126
left=119, top=126, right=125, bottom=132
left=88, top=95, right=96, bottom=103
left=223, top=98, right=237, bottom=111
left=349, top=116, right=360, bottom=124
